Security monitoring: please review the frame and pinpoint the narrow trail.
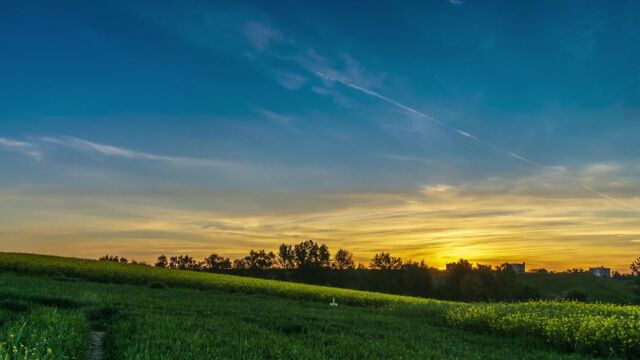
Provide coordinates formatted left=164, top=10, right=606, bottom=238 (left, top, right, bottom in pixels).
left=88, top=331, right=105, bottom=360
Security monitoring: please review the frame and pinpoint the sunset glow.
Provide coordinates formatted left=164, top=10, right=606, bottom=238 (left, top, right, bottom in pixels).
left=1, top=1, right=639, bottom=272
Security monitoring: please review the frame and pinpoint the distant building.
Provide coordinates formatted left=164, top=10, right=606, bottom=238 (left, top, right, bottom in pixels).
left=589, top=267, right=611, bottom=278
left=507, top=263, right=525, bottom=273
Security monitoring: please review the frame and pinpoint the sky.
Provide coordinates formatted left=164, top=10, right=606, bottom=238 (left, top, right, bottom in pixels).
left=1, top=0, right=639, bottom=271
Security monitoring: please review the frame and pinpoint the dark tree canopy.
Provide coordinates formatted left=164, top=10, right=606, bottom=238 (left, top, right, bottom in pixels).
left=202, top=253, right=231, bottom=270
left=99, top=255, right=128, bottom=264
left=447, top=259, right=473, bottom=272
left=232, top=258, right=249, bottom=270
left=97, top=244, right=545, bottom=302
left=292, top=240, right=330, bottom=269
left=370, top=252, right=402, bottom=270
left=155, top=255, right=168, bottom=268
left=169, top=255, right=199, bottom=270
left=332, top=249, right=355, bottom=270
left=277, top=244, right=296, bottom=269
left=630, top=257, right=640, bottom=276
left=237, top=249, right=276, bottom=270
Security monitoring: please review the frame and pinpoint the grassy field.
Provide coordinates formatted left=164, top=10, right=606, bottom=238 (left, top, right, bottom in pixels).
left=0, top=253, right=638, bottom=359
left=518, top=272, right=636, bottom=304
left=428, top=270, right=636, bottom=304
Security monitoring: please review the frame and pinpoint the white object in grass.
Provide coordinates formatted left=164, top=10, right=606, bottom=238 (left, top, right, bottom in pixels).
left=329, top=298, right=338, bottom=307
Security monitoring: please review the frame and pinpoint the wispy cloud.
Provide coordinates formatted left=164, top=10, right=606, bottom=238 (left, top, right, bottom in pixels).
left=314, top=70, right=445, bottom=124
left=308, top=66, right=640, bottom=212
left=0, top=137, right=43, bottom=160
left=312, top=67, right=544, bottom=171
left=3, top=175, right=638, bottom=271
left=421, top=184, right=459, bottom=197
left=239, top=20, right=639, bottom=213
left=41, top=137, right=240, bottom=169
left=244, top=23, right=544, bottom=173
left=295, top=50, right=384, bottom=90
left=272, top=71, right=307, bottom=90
left=381, top=154, right=436, bottom=164
left=583, top=185, right=640, bottom=212
left=241, top=20, right=639, bottom=214
left=243, top=21, right=283, bottom=52
left=456, top=130, right=479, bottom=141
left=582, top=163, right=620, bottom=176
left=255, top=109, right=302, bottom=134
left=256, top=109, right=293, bottom=125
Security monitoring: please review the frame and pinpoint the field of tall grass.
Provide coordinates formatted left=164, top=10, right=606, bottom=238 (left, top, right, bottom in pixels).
left=0, top=253, right=638, bottom=359
left=0, top=307, right=88, bottom=359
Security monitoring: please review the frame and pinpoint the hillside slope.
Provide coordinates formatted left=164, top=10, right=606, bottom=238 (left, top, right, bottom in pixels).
left=0, top=253, right=638, bottom=359
left=519, top=272, right=637, bottom=304
left=0, top=272, right=594, bottom=360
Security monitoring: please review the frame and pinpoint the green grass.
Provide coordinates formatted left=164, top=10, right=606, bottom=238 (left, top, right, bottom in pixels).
left=0, top=253, right=638, bottom=359
left=0, top=273, right=602, bottom=360
left=518, top=273, right=636, bottom=304
left=429, top=271, right=637, bottom=304
left=0, top=307, right=89, bottom=359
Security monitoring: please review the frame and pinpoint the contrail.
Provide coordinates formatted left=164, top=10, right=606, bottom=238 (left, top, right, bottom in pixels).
left=456, top=130, right=479, bottom=141
left=316, top=71, right=547, bottom=170
left=315, top=71, right=639, bottom=214
left=506, top=152, right=546, bottom=169
left=314, top=71, right=444, bottom=125
left=583, top=185, right=640, bottom=212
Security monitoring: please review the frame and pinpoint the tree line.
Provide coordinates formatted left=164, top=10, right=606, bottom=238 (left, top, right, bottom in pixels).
left=99, top=240, right=532, bottom=302
left=100, top=244, right=640, bottom=302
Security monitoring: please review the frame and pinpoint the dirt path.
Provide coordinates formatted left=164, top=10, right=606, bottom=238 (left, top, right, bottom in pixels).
left=88, top=331, right=105, bottom=360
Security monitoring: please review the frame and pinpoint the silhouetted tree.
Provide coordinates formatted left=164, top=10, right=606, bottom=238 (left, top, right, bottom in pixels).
left=232, top=258, right=249, bottom=269
left=155, top=255, right=168, bottom=268
left=277, top=244, right=296, bottom=269
left=332, top=249, right=355, bottom=270
left=472, top=263, right=497, bottom=301
left=202, top=253, right=231, bottom=271
left=400, top=260, right=433, bottom=297
left=442, top=259, right=473, bottom=300
left=495, top=263, right=518, bottom=294
left=240, top=249, right=276, bottom=270
left=99, top=255, right=126, bottom=263
left=449, top=259, right=473, bottom=272
left=293, top=240, right=330, bottom=269
left=369, top=252, right=402, bottom=270
left=460, top=272, right=484, bottom=301
left=631, top=257, right=640, bottom=299
left=494, top=263, right=539, bottom=301
left=630, top=257, right=640, bottom=276
left=169, top=254, right=199, bottom=270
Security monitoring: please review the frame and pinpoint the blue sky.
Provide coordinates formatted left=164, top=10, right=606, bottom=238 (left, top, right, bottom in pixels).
left=0, top=1, right=639, bottom=269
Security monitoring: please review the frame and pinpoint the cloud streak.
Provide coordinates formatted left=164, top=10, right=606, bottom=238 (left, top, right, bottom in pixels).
left=312, top=71, right=551, bottom=169
left=311, top=70, right=638, bottom=214
left=243, top=21, right=283, bottom=52
left=256, top=109, right=293, bottom=125
left=0, top=137, right=43, bottom=160
left=41, top=137, right=240, bottom=169
left=583, top=185, right=640, bottom=212
left=2, top=178, right=638, bottom=271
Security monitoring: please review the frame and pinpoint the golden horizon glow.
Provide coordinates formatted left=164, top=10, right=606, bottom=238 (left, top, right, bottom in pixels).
left=1, top=173, right=638, bottom=273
